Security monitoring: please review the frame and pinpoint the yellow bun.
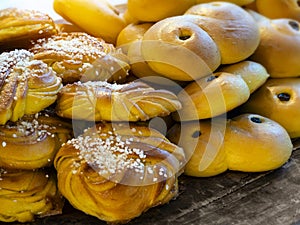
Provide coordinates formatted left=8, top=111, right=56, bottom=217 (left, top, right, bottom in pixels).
left=53, top=0, right=126, bottom=44
left=0, top=169, right=63, bottom=223
left=224, top=114, right=293, bottom=172
left=167, top=119, right=227, bottom=177
left=249, top=17, right=300, bottom=77
left=127, top=0, right=196, bottom=22
left=168, top=113, right=292, bottom=177
left=240, top=78, right=300, bottom=138
left=117, top=23, right=153, bottom=54
left=185, top=2, right=260, bottom=64
left=219, top=60, right=269, bottom=93
left=174, top=72, right=250, bottom=121
left=255, top=0, right=300, bottom=21
left=141, top=15, right=221, bottom=81
left=196, top=0, right=255, bottom=6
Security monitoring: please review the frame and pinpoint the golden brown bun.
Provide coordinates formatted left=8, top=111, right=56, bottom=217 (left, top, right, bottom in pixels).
left=56, top=80, right=182, bottom=122
left=224, top=114, right=293, bottom=172
left=0, top=8, right=57, bottom=51
left=185, top=2, right=260, bottom=64
left=249, top=15, right=300, bottom=77
left=0, top=169, right=63, bottom=223
left=255, top=0, right=300, bottom=21
left=168, top=114, right=293, bottom=176
left=0, top=112, right=72, bottom=170
left=0, top=49, right=62, bottom=125
left=127, top=0, right=197, bottom=22
left=55, top=21, right=85, bottom=33
left=30, top=32, right=130, bottom=84
left=167, top=118, right=227, bottom=177
left=54, top=122, right=185, bottom=223
left=218, top=60, right=270, bottom=93
left=174, top=72, right=250, bottom=121
left=141, top=15, right=221, bottom=81
left=53, top=0, right=126, bottom=44
left=240, top=78, right=300, bottom=138
left=116, top=22, right=153, bottom=54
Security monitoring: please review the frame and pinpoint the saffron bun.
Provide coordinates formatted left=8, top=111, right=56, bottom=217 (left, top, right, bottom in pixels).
left=224, top=114, right=293, bottom=172
left=184, top=2, right=260, bottom=64
left=56, top=80, right=182, bottom=122
left=0, top=112, right=72, bottom=170
left=0, top=8, right=57, bottom=51
left=53, top=0, right=126, bottom=44
left=168, top=114, right=293, bottom=177
left=167, top=118, right=227, bottom=177
left=240, top=78, right=300, bottom=138
left=116, top=22, right=153, bottom=54
left=218, top=60, right=270, bottom=93
left=0, top=169, right=64, bottom=223
left=249, top=13, right=300, bottom=77
left=0, top=49, right=62, bottom=125
left=173, top=72, right=250, bottom=121
left=255, top=0, right=300, bottom=21
left=126, top=0, right=196, bottom=22
left=54, top=122, right=185, bottom=223
left=30, top=32, right=130, bottom=84
left=141, top=15, right=221, bottom=81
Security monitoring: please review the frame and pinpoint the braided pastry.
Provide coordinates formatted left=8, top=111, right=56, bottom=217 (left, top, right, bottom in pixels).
left=0, top=49, right=62, bottom=125
left=54, top=122, right=185, bottom=223
left=56, top=80, right=182, bottom=121
left=0, top=112, right=72, bottom=170
left=0, top=168, right=63, bottom=223
left=0, top=8, right=57, bottom=51
left=30, top=32, right=130, bottom=84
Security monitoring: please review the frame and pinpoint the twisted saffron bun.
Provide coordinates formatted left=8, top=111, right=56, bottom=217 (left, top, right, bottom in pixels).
left=184, top=2, right=260, bottom=64
left=0, top=169, right=64, bottom=223
left=240, top=78, right=300, bottom=138
left=173, top=72, right=250, bottom=121
left=0, top=49, right=62, bottom=125
left=168, top=114, right=293, bottom=177
left=56, top=80, right=182, bottom=122
left=0, top=112, right=72, bottom=170
left=255, top=0, right=300, bottom=21
left=218, top=60, right=270, bottom=93
left=54, top=122, right=185, bottom=223
left=30, top=32, right=130, bottom=84
left=0, top=8, right=57, bottom=51
left=53, top=0, right=126, bottom=44
left=248, top=11, right=300, bottom=77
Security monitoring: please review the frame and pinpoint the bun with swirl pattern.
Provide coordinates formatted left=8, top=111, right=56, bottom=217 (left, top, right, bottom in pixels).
left=54, top=122, right=185, bottom=223
left=0, top=168, right=64, bottom=223
left=0, top=8, right=57, bottom=51
left=30, top=32, right=130, bottom=84
left=0, top=112, right=73, bottom=170
left=56, top=80, right=182, bottom=122
left=0, top=49, right=62, bottom=125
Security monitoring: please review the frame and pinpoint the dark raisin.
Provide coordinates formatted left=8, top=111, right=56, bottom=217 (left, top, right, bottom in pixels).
left=250, top=117, right=262, bottom=123
left=289, top=20, right=299, bottom=31
left=277, top=93, right=290, bottom=101
left=192, top=130, right=201, bottom=138
left=179, top=35, right=191, bottom=40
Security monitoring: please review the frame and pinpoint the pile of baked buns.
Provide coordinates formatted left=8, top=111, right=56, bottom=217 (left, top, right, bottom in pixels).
left=0, top=0, right=299, bottom=223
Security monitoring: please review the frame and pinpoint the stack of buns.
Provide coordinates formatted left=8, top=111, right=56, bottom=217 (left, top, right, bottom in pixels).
left=0, top=0, right=299, bottom=223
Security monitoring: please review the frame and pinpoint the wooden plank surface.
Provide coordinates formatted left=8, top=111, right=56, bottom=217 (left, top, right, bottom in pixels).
left=2, top=148, right=300, bottom=225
